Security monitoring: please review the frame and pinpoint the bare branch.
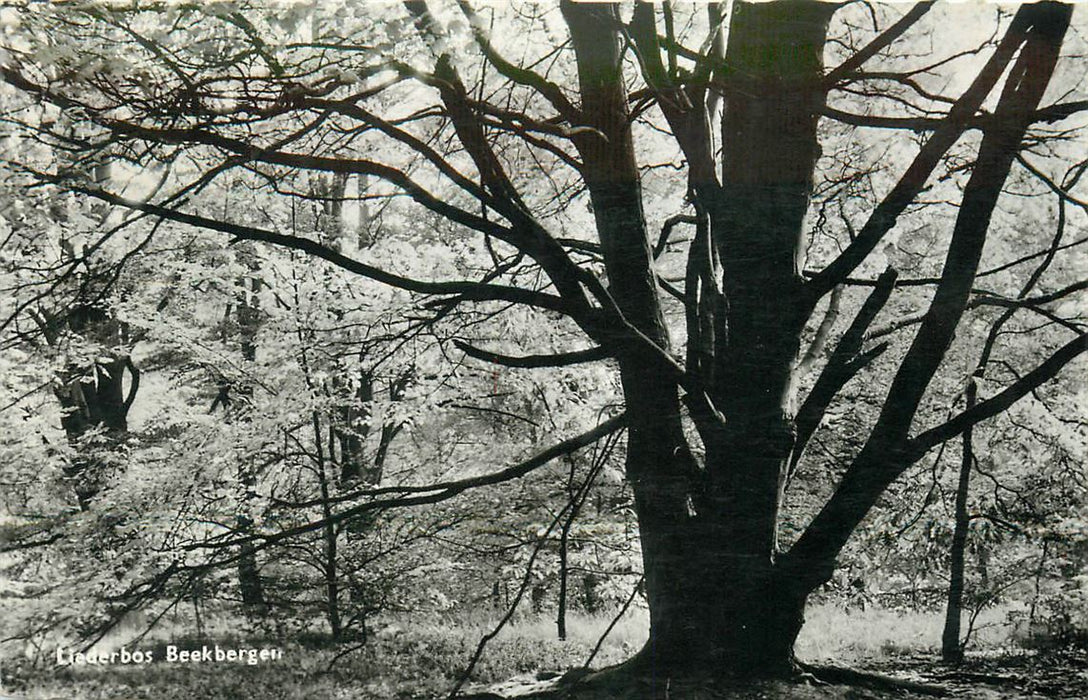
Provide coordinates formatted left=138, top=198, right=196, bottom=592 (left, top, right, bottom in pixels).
left=228, top=413, right=627, bottom=529
left=787, top=2, right=1073, bottom=589
left=454, top=339, right=610, bottom=368
left=789, top=268, right=898, bottom=480
left=824, top=3, right=935, bottom=85
left=805, top=5, right=1041, bottom=303
left=653, top=214, right=698, bottom=259
left=59, top=182, right=571, bottom=314
left=909, top=332, right=1088, bottom=457
left=453, top=0, right=580, bottom=120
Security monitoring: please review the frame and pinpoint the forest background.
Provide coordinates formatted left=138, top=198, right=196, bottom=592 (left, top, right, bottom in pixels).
left=0, top=1, right=1086, bottom=698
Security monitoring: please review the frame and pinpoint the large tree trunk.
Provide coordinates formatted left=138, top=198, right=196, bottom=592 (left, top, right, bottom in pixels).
left=563, top=0, right=830, bottom=677
left=564, top=0, right=1069, bottom=680
left=562, top=0, right=701, bottom=672
left=632, top=552, right=808, bottom=677
left=709, top=0, right=831, bottom=553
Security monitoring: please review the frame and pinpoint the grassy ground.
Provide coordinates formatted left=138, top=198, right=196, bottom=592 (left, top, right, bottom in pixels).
left=1, top=604, right=1075, bottom=699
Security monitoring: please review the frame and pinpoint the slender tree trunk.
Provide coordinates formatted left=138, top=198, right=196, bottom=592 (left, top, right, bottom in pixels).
left=532, top=584, right=546, bottom=614
left=557, top=455, right=583, bottom=640
left=192, top=575, right=205, bottom=639
left=557, top=497, right=571, bottom=639
left=583, top=573, right=601, bottom=614
left=942, top=379, right=976, bottom=663
left=46, top=131, right=138, bottom=509
left=236, top=539, right=266, bottom=614
left=313, top=413, right=342, bottom=640
left=337, top=369, right=372, bottom=484
left=1028, top=540, right=1050, bottom=631
left=235, top=271, right=268, bottom=614
left=562, top=0, right=703, bottom=671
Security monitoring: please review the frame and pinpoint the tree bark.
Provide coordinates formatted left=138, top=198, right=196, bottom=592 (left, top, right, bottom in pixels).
left=705, top=0, right=832, bottom=572
left=561, top=18, right=711, bottom=676
left=314, top=413, right=342, bottom=640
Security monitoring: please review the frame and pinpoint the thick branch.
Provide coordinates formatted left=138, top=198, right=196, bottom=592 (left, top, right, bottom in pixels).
left=628, top=2, right=721, bottom=190
left=62, top=183, right=570, bottom=314
left=227, top=413, right=627, bottom=530
left=653, top=214, right=698, bottom=259
left=821, top=106, right=947, bottom=131
left=123, top=357, right=140, bottom=412
left=909, top=332, right=1088, bottom=457
left=454, top=340, right=609, bottom=368
left=453, top=0, right=579, bottom=120
left=304, top=97, right=497, bottom=206
left=824, top=3, right=935, bottom=85
left=805, top=5, right=1040, bottom=304
left=789, top=268, right=898, bottom=478
left=786, top=2, right=1072, bottom=589
left=972, top=279, right=1087, bottom=309
left=398, top=8, right=601, bottom=331
left=822, top=101, right=1088, bottom=132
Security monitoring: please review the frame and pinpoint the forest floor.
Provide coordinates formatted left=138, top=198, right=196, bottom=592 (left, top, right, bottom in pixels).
left=4, top=605, right=1087, bottom=699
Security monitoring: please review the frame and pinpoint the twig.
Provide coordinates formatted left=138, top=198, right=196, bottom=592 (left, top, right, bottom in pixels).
left=582, top=575, right=644, bottom=671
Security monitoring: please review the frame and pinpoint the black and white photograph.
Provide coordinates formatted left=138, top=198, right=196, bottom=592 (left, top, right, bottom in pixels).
left=0, top=2, right=1086, bottom=698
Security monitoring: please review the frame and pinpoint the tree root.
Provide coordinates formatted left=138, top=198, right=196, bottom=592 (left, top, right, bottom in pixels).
left=931, top=670, right=1017, bottom=685
left=456, top=656, right=954, bottom=699
left=798, top=661, right=950, bottom=696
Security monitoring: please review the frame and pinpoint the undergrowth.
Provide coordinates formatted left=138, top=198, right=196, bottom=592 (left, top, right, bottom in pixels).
left=3, top=604, right=1044, bottom=700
